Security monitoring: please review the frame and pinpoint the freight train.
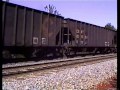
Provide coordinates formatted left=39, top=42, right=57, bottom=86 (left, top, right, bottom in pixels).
left=2, top=1, right=117, bottom=59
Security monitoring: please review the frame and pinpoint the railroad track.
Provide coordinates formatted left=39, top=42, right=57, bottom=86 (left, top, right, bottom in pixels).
left=2, top=54, right=117, bottom=77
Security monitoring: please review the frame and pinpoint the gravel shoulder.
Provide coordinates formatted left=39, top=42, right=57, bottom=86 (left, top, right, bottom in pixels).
left=2, top=58, right=117, bottom=90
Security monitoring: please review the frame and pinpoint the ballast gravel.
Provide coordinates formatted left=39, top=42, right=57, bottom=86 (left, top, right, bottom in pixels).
left=2, top=58, right=117, bottom=90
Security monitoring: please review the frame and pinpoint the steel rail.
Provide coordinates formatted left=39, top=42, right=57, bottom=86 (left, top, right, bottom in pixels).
left=2, top=54, right=117, bottom=77
left=3, top=53, right=116, bottom=69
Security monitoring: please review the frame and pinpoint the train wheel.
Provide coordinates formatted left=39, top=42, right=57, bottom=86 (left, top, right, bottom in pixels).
left=24, top=50, right=33, bottom=58
left=2, top=50, right=12, bottom=59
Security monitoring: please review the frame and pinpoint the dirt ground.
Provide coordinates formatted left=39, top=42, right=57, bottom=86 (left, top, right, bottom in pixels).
left=91, top=76, right=117, bottom=90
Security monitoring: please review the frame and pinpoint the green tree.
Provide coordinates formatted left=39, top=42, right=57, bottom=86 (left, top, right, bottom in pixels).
left=44, top=4, right=61, bottom=16
left=105, top=23, right=116, bottom=31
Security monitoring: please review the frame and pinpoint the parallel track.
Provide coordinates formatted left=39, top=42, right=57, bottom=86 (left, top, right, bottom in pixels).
left=2, top=54, right=117, bottom=77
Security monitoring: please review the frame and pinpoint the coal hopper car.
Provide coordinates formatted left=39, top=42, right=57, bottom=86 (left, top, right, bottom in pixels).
left=61, top=18, right=117, bottom=55
left=2, top=1, right=64, bottom=59
left=2, top=1, right=117, bottom=59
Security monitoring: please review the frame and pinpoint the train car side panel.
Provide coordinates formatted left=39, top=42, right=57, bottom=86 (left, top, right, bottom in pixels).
left=24, top=9, right=33, bottom=46
left=41, top=13, right=49, bottom=46
left=48, top=15, right=56, bottom=46
left=2, top=2, right=6, bottom=41
left=89, top=25, right=93, bottom=46
left=68, top=20, right=76, bottom=38
left=95, top=26, right=98, bottom=46
left=32, top=11, right=41, bottom=46
left=89, top=25, right=92, bottom=46
left=109, top=30, right=113, bottom=47
left=84, top=23, right=88, bottom=46
left=99, top=27, right=102, bottom=46
left=105, top=28, right=107, bottom=47
left=76, top=21, right=80, bottom=45
left=82, top=23, right=85, bottom=46
left=101, top=28, right=104, bottom=46
left=97, top=27, right=100, bottom=47
left=56, top=17, right=61, bottom=35
left=79, top=22, right=84, bottom=46
left=56, top=17, right=63, bottom=45
left=87, top=24, right=90, bottom=46
left=4, top=4, right=17, bottom=46
left=96, top=26, right=99, bottom=47
left=94, top=26, right=97, bottom=47
left=16, top=7, right=26, bottom=46
left=91, top=25, right=94, bottom=46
